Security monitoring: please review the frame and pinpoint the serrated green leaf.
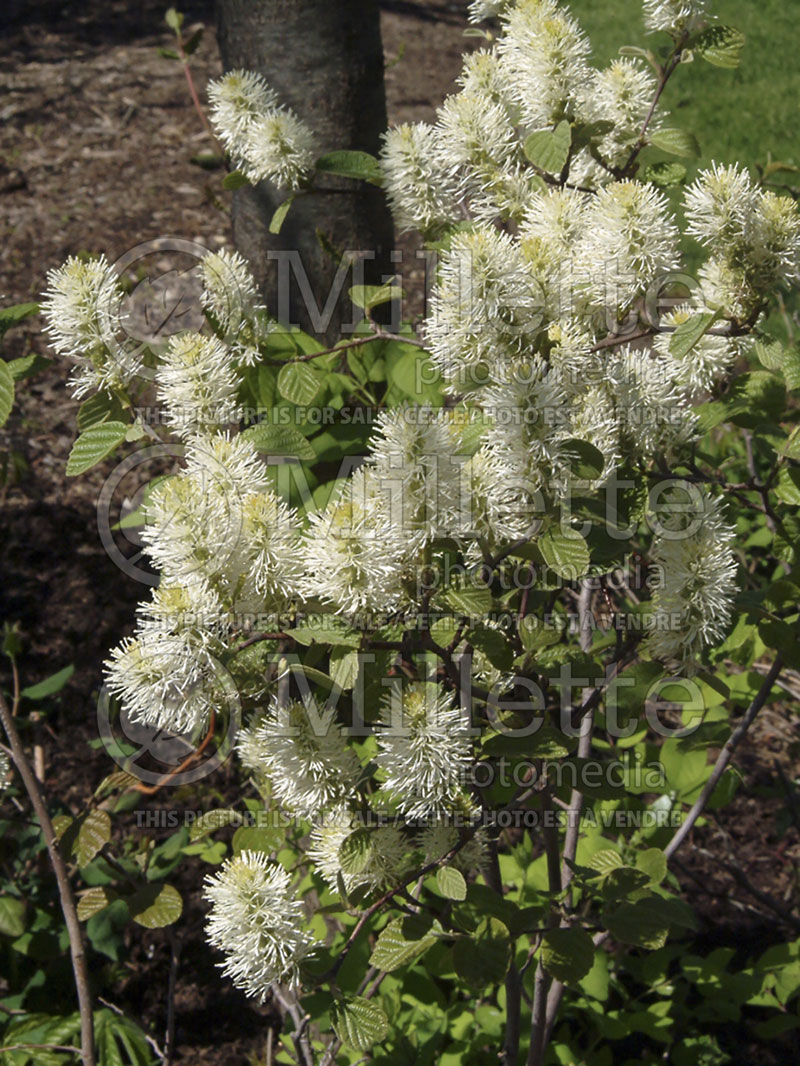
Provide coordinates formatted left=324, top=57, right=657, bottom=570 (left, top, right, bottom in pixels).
left=600, top=866, right=651, bottom=900
left=128, top=883, right=183, bottom=928
left=77, top=392, right=127, bottom=431
left=21, top=664, right=74, bottom=701
left=587, top=849, right=624, bottom=875
left=453, top=917, right=510, bottom=987
left=0, top=301, right=39, bottom=335
left=444, top=585, right=493, bottom=619
left=231, top=825, right=283, bottom=855
left=641, top=161, right=687, bottom=187
left=541, top=928, right=594, bottom=985
left=77, top=886, right=117, bottom=922
left=330, top=646, right=361, bottom=690
left=669, top=310, right=720, bottom=360
left=369, top=917, right=437, bottom=972
left=437, top=865, right=467, bottom=901
left=241, top=422, right=316, bottom=460
left=350, top=283, right=402, bottom=312
left=539, top=526, right=590, bottom=580
left=0, top=896, right=27, bottom=937
left=695, top=24, right=745, bottom=68
left=332, top=996, right=389, bottom=1051
left=277, top=361, right=324, bottom=406
left=523, top=120, right=571, bottom=174
left=482, top=723, right=569, bottom=759
left=636, top=848, right=668, bottom=885
left=0, top=359, right=15, bottom=428
left=315, top=150, right=383, bottom=186
left=339, top=828, right=372, bottom=875
left=561, top=438, right=605, bottom=481
left=649, top=127, right=700, bottom=158
left=75, top=810, right=112, bottom=867
left=604, top=897, right=670, bottom=949
left=189, top=809, right=242, bottom=842
left=66, top=421, right=128, bottom=476
left=7, top=352, right=50, bottom=381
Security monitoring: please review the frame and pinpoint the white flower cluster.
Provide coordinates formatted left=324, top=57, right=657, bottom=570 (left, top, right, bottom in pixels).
left=647, top=485, right=739, bottom=672
left=208, top=70, right=316, bottom=190
left=40, top=255, right=139, bottom=398
left=642, top=0, right=708, bottom=35
left=0, top=750, right=10, bottom=791
left=685, top=164, right=800, bottom=319
left=204, top=851, right=313, bottom=999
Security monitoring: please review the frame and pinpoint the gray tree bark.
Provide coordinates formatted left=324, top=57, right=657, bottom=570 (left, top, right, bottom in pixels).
left=216, top=0, right=395, bottom=342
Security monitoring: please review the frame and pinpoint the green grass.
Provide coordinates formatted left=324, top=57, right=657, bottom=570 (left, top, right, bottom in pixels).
left=570, top=0, right=800, bottom=175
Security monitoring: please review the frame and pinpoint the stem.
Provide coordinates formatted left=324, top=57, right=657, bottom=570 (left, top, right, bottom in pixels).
left=485, top=843, right=522, bottom=1066
left=0, top=685, right=95, bottom=1066
left=664, top=655, right=783, bottom=860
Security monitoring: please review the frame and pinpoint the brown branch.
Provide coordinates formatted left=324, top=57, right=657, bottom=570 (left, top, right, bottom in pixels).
left=0, top=685, right=95, bottom=1066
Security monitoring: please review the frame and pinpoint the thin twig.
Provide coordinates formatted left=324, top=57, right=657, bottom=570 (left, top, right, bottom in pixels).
left=664, top=655, right=784, bottom=860
left=0, top=685, right=95, bottom=1066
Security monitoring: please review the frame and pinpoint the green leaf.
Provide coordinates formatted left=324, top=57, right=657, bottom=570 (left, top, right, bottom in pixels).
left=444, top=585, right=493, bottom=619
left=0, top=301, right=39, bottom=336
left=164, top=7, right=183, bottom=31
left=270, top=196, right=295, bottom=235
left=277, top=361, right=324, bottom=406
left=182, top=27, right=203, bottom=55
left=523, top=120, right=571, bottom=174
left=158, top=46, right=180, bottom=60
left=600, top=866, right=651, bottom=901
left=695, top=25, right=745, bottom=68
left=669, top=310, right=720, bottom=360
left=286, top=620, right=362, bottom=647
left=75, top=810, right=112, bottom=867
left=315, top=150, right=383, bottom=186
left=369, top=916, right=437, bottom=972
left=539, top=526, right=590, bottom=580
left=77, top=887, right=117, bottom=922
left=339, top=829, right=372, bottom=875
left=641, top=161, right=687, bottom=187
left=453, top=917, right=511, bottom=987
left=350, top=283, right=401, bottom=312
left=649, top=127, right=700, bottom=158
left=241, top=422, right=316, bottom=460
left=77, top=392, right=127, bottom=431
left=386, top=344, right=442, bottom=402
left=561, top=439, right=605, bottom=481
left=0, top=359, right=15, bottom=428
left=437, top=866, right=467, bottom=901
left=0, top=896, right=27, bottom=938
left=21, top=664, right=74, bottom=701
left=7, top=352, right=50, bottom=381
left=330, top=646, right=360, bottom=690
left=66, top=421, right=128, bottom=476
left=231, top=825, right=283, bottom=855
left=222, top=170, right=251, bottom=190
left=127, top=883, right=183, bottom=928
left=332, top=996, right=389, bottom=1051
left=605, top=897, right=670, bottom=949
left=541, top=928, right=594, bottom=985
left=636, top=848, right=668, bottom=885
left=482, top=723, right=569, bottom=759
left=189, top=809, right=242, bottom=842
left=775, top=467, right=800, bottom=507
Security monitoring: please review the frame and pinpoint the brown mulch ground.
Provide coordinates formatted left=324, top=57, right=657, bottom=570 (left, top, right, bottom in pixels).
left=1, top=2, right=799, bottom=1063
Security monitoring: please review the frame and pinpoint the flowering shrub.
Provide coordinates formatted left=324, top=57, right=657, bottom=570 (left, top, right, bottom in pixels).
left=4, top=1, right=800, bottom=1064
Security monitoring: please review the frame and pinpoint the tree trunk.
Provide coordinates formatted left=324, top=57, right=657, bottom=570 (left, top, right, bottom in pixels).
left=216, top=0, right=395, bottom=342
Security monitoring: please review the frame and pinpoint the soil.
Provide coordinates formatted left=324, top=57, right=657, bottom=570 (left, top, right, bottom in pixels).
left=1, top=2, right=799, bottom=1063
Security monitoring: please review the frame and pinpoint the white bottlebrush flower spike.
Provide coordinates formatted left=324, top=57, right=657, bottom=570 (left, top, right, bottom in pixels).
left=199, top=248, right=259, bottom=339
left=498, top=0, right=592, bottom=130
left=578, top=181, right=679, bottom=314
left=40, top=255, right=139, bottom=397
left=642, top=0, right=708, bottom=35
left=237, top=699, right=361, bottom=818
left=653, top=304, right=736, bottom=393
left=155, top=333, right=242, bottom=438
left=647, top=485, right=738, bottom=672
left=301, top=467, right=410, bottom=620
left=208, top=70, right=315, bottom=191
left=204, top=852, right=313, bottom=999
left=684, top=164, right=759, bottom=252
left=375, top=683, right=473, bottom=821
left=379, top=123, right=460, bottom=235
